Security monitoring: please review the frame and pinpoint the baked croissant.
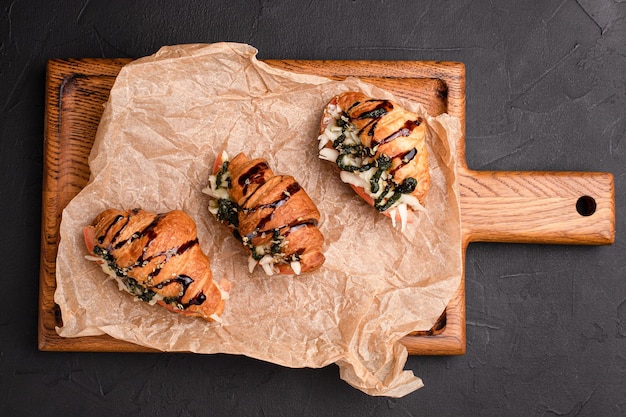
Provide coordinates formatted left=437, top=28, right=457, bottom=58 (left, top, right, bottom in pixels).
left=203, top=152, right=325, bottom=276
left=318, top=92, right=431, bottom=231
left=83, top=208, right=230, bottom=322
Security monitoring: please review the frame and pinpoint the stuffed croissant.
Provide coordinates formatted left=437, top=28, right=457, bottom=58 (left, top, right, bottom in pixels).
left=83, top=208, right=230, bottom=322
left=204, top=152, right=325, bottom=276
left=318, top=92, right=431, bottom=231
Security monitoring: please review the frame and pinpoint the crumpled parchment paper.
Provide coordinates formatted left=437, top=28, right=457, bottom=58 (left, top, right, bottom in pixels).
left=54, top=42, right=463, bottom=397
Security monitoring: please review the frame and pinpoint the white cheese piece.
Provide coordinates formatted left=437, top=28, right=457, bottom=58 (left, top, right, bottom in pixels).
left=344, top=128, right=360, bottom=145
left=398, top=203, right=409, bottom=233
left=209, top=313, right=223, bottom=323
left=319, top=147, right=339, bottom=162
left=318, top=133, right=330, bottom=150
left=398, top=193, right=426, bottom=212
left=290, top=260, right=301, bottom=275
left=248, top=255, right=257, bottom=273
left=259, top=254, right=275, bottom=276
left=339, top=170, right=369, bottom=189
left=389, top=208, right=397, bottom=229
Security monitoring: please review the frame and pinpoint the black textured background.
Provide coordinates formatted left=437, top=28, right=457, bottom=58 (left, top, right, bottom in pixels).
left=2, top=1, right=625, bottom=415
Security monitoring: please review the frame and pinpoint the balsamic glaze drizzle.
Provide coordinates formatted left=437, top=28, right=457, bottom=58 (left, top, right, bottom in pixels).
left=157, top=274, right=206, bottom=308
left=233, top=167, right=316, bottom=263
left=374, top=119, right=421, bottom=147
left=94, top=212, right=206, bottom=309
left=355, top=100, right=394, bottom=120
left=331, top=99, right=425, bottom=212
left=390, top=147, right=418, bottom=176
left=243, top=182, right=304, bottom=239
left=238, top=161, right=269, bottom=197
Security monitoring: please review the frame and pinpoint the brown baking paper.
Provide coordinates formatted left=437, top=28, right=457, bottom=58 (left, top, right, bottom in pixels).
left=54, top=43, right=462, bottom=397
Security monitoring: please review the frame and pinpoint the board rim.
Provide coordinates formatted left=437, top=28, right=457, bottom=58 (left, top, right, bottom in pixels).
left=39, top=57, right=467, bottom=355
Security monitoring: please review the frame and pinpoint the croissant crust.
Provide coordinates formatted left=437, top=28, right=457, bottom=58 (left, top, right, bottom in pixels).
left=206, top=152, right=325, bottom=275
left=319, top=91, right=431, bottom=214
left=84, top=208, right=227, bottom=321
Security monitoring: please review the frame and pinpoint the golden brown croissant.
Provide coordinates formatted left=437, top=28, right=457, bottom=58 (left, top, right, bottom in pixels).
left=204, top=152, right=325, bottom=276
left=83, top=208, right=229, bottom=321
left=318, top=92, right=431, bottom=231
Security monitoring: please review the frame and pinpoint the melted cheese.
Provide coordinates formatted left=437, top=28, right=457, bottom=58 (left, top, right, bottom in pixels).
left=317, top=103, right=427, bottom=232
left=203, top=152, right=303, bottom=276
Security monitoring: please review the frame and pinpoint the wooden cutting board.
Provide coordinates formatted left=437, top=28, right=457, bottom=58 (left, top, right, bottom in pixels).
left=39, top=58, right=615, bottom=355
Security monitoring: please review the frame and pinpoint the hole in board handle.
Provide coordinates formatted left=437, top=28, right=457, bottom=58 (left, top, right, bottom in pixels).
left=576, top=195, right=597, bottom=216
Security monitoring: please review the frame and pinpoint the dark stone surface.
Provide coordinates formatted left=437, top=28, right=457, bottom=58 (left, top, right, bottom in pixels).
left=1, top=0, right=624, bottom=415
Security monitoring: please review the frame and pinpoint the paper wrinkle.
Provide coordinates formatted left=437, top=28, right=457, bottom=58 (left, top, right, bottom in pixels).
left=54, top=42, right=463, bottom=397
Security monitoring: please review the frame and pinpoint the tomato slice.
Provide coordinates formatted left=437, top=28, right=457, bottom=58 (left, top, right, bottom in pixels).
left=348, top=183, right=413, bottom=223
left=83, top=226, right=96, bottom=254
left=349, top=184, right=376, bottom=207
left=212, top=152, right=224, bottom=175
left=156, top=300, right=198, bottom=317
left=276, top=263, right=295, bottom=275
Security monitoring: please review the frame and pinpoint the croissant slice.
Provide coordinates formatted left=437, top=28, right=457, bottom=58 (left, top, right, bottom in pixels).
left=203, top=152, right=325, bottom=276
left=318, top=91, right=431, bottom=231
left=83, top=208, right=230, bottom=322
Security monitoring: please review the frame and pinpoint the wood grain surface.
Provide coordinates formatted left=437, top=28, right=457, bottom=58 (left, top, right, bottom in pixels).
left=39, top=58, right=615, bottom=356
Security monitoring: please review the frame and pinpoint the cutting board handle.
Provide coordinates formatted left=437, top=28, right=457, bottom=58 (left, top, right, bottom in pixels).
left=459, top=168, right=615, bottom=245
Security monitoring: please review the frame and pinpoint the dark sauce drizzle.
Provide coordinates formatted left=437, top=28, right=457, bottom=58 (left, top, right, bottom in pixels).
left=238, top=161, right=269, bottom=198
left=243, top=182, right=303, bottom=239
left=212, top=157, right=319, bottom=266
left=237, top=173, right=315, bottom=263
left=112, top=213, right=164, bottom=250
left=373, top=119, right=421, bottom=147
left=97, top=214, right=124, bottom=244
left=355, top=100, right=394, bottom=120
left=156, top=274, right=206, bottom=308
left=357, top=118, right=378, bottom=138
left=94, top=212, right=206, bottom=309
left=332, top=100, right=424, bottom=212
left=389, top=147, right=418, bottom=176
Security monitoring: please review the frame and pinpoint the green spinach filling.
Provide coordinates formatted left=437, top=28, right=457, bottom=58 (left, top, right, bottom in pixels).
left=331, top=112, right=419, bottom=212
left=93, top=245, right=158, bottom=303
